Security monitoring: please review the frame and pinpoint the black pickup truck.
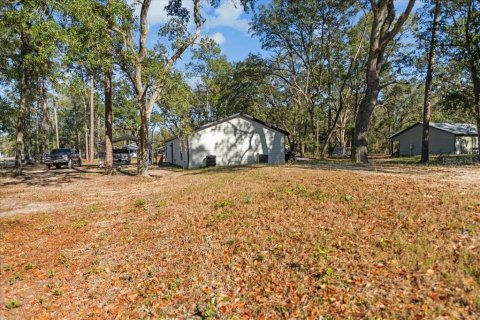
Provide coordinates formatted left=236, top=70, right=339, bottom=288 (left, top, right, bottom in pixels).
left=43, top=148, right=82, bottom=169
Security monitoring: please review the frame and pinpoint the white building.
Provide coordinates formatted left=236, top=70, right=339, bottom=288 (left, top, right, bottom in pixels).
left=164, top=113, right=288, bottom=169
left=389, top=122, right=478, bottom=156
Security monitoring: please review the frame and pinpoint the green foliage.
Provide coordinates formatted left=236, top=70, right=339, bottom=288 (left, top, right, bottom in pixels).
left=214, top=199, right=232, bottom=209
left=0, top=97, right=16, bottom=136
left=59, top=253, right=70, bottom=268
left=156, top=199, right=167, bottom=208
left=5, top=298, right=20, bottom=309
left=134, top=198, right=146, bottom=208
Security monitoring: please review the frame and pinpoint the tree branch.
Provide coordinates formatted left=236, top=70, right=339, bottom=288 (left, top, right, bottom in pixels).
left=380, top=0, right=416, bottom=49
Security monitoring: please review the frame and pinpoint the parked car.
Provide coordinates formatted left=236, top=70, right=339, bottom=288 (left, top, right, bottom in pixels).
left=43, top=148, right=82, bottom=169
left=113, top=148, right=131, bottom=165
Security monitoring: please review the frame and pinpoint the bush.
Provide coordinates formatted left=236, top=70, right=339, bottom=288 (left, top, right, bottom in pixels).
left=436, top=154, right=480, bottom=165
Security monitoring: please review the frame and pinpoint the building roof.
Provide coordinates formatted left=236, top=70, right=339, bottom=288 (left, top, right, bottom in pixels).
left=112, top=134, right=138, bottom=143
left=430, top=122, right=478, bottom=135
left=390, top=122, right=478, bottom=139
left=164, top=113, right=289, bottom=143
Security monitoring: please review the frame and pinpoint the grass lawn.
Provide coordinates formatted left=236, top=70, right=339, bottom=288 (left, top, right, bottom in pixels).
left=0, top=162, right=479, bottom=319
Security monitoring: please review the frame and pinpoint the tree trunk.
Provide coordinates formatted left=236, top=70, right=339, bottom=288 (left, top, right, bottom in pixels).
left=73, top=104, right=80, bottom=152
left=89, top=75, right=95, bottom=161
left=41, top=82, right=49, bottom=154
left=104, top=71, right=113, bottom=175
left=15, top=32, right=29, bottom=175
left=322, top=101, right=343, bottom=158
left=353, top=25, right=381, bottom=164
left=316, top=119, right=320, bottom=158
left=469, top=61, right=480, bottom=151
left=81, top=94, right=89, bottom=160
left=421, top=0, right=441, bottom=163
left=465, top=1, right=480, bottom=154
left=138, top=102, right=149, bottom=176
left=53, top=97, right=60, bottom=148
left=352, top=0, right=416, bottom=163
left=15, top=73, right=27, bottom=174
left=354, top=83, right=379, bottom=163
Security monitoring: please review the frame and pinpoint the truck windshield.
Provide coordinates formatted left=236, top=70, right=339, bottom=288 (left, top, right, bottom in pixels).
left=50, top=149, right=71, bottom=155
left=113, top=149, right=128, bottom=154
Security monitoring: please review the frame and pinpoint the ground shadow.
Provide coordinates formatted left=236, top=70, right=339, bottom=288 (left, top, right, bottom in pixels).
left=0, top=165, right=104, bottom=187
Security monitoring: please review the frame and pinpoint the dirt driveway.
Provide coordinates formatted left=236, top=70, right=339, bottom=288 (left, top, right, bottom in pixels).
left=0, top=165, right=184, bottom=218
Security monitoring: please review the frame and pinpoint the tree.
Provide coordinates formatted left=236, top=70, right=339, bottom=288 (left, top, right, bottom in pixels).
left=420, top=0, right=442, bottom=163
left=321, top=15, right=369, bottom=158
left=432, top=0, right=480, bottom=151
left=63, top=0, right=130, bottom=174
left=116, top=0, right=253, bottom=176
left=352, top=0, right=416, bottom=163
left=0, top=0, right=63, bottom=174
left=252, top=0, right=358, bottom=157
left=188, top=38, right=232, bottom=123
left=116, top=0, right=203, bottom=175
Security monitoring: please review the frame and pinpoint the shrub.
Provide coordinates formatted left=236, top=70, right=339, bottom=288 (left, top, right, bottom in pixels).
left=5, top=298, right=20, bottom=309
left=214, top=199, right=232, bottom=209
left=134, top=198, right=146, bottom=207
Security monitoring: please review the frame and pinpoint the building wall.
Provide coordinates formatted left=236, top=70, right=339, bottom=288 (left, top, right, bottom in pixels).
left=165, top=138, right=188, bottom=168
left=392, top=124, right=423, bottom=156
left=455, top=135, right=479, bottom=154
left=430, top=127, right=455, bottom=154
left=184, top=116, right=285, bottom=169
left=392, top=124, right=455, bottom=156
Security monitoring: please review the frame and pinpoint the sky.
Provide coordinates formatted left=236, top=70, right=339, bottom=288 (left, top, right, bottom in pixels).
left=144, top=0, right=267, bottom=65
left=142, top=0, right=425, bottom=72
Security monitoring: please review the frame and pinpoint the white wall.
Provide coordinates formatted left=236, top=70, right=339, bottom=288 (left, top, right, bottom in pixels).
left=187, top=116, right=285, bottom=168
left=455, top=135, right=479, bottom=154
left=165, top=138, right=188, bottom=168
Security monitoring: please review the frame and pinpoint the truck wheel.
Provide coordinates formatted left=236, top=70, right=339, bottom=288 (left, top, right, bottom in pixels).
left=68, top=159, right=73, bottom=169
left=78, top=159, right=82, bottom=167
left=55, top=164, right=61, bottom=169
left=46, top=164, right=51, bottom=170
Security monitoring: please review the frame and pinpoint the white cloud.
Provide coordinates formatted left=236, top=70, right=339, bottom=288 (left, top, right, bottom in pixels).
left=129, top=0, right=194, bottom=26
left=211, top=32, right=226, bottom=45
left=147, top=0, right=195, bottom=25
left=128, top=0, right=248, bottom=46
left=205, top=0, right=250, bottom=32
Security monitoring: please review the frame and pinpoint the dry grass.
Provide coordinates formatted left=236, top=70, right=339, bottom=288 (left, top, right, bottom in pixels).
left=0, top=163, right=479, bottom=319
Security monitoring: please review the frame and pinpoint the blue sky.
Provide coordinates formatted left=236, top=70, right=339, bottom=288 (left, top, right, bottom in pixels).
left=143, top=0, right=424, bottom=72
left=139, top=0, right=423, bottom=85
left=143, top=0, right=268, bottom=70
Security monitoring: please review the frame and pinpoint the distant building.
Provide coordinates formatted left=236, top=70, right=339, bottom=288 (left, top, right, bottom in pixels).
left=164, top=113, right=288, bottom=169
left=389, top=122, right=478, bottom=156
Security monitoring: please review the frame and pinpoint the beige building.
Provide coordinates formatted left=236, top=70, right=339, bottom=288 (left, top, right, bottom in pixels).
left=390, top=122, right=478, bottom=156
left=164, top=113, right=288, bottom=169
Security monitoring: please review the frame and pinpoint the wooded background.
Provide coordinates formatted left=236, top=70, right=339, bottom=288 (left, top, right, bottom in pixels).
left=1, top=0, right=479, bottom=175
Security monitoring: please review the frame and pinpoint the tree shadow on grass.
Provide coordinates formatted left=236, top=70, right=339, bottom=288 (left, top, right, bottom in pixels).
left=183, top=163, right=274, bottom=176
left=0, top=165, right=106, bottom=187
left=289, top=160, right=452, bottom=177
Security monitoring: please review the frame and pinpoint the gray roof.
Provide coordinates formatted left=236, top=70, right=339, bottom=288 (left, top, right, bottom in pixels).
left=390, top=122, right=478, bottom=139
left=429, top=122, right=478, bottom=135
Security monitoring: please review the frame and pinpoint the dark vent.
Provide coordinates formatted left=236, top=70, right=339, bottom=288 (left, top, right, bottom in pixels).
left=206, top=155, right=216, bottom=167
left=259, top=154, right=268, bottom=163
